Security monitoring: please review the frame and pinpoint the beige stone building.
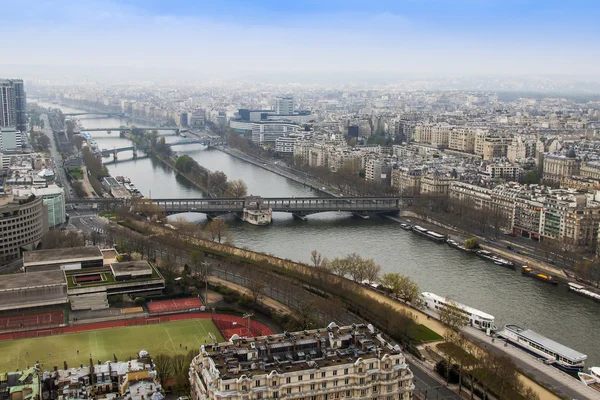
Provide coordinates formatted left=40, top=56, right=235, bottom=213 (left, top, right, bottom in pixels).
left=420, top=172, right=454, bottom=196
left=542, top=151, right=580, bottom=184
left=391, top=169, right=422, bottom=196
left=448, top=127, right=476, bottom=153
left=474, top=132, right=511, bottom=161
left=580, top=162, right=600, bottom=180
left=189, top=324, right=415, bottom=400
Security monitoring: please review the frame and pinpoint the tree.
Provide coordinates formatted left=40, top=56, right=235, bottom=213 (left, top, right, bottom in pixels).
left=224, top=179, right=248, bottom=198
left=246, top=269, right=266, bottom=304
left=73, top=135, right=84, bottom=150
left=208, top=171, right=228, bottom=196
left=205, top=219, right=229, bottom=243
left=153, top=354, right=172, bottom=384
left=171, top=353, right=190, bottom=395
left=464, top=237, right=479, bottom=249
left=310, top=250, right=324, bottom=268
left=42, top=230, right=84, bottom=249
left=379, top=273, right=420, bottom=303
left=439, top=297, right=469, bottom=332
left=159, top=259, right=178, bottom=285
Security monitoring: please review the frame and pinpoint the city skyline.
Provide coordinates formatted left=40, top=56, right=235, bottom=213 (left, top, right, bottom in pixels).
left=1, top=0, right=599, bottom=84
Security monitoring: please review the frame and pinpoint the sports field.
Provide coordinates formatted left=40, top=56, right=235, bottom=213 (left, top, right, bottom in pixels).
left=0, top=319, right=223, bottom=371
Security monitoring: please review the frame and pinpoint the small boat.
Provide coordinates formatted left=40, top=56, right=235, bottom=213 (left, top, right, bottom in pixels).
left=399, top=223, right=412, bottom=231
left=477, top=250, right=515, bottom=268
left=500, top=324, right=587, bottom=376
left=579, top=367, right=600, bottom=392
left=493, top=258, right=516, bottom=269
left=521, top=266, right=558, bottom=284
left=568, top=282, right=600, bottom=302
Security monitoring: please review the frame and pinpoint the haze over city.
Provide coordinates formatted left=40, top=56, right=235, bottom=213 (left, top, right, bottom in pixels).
left=2, top=0, right=600, bottom=87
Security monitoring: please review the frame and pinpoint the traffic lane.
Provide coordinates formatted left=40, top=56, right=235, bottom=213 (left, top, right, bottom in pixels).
left=408, top=360, right=461, bottom=400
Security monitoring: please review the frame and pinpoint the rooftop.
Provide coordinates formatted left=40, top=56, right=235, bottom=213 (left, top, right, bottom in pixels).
left=110, top=261, right=153, bottom=278
left=203, top=323, right=403, bottom=380
left=0, top=270, right=66, bottom=292
left=23, top=246, right=103, bottom=266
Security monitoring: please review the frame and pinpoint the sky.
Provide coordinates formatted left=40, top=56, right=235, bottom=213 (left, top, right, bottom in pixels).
left=1, top=0, right=599, bottom=81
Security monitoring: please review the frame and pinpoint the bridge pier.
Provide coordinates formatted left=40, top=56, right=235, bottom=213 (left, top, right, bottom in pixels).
left=292, top=213, right=308, bottom=221
left=113, top=149, right=118, bottom=160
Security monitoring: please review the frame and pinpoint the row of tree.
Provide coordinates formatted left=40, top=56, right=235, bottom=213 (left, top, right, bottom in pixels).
left=174, top=154, right=248, bottom=197
left=309, top=251, right=420, bottom=302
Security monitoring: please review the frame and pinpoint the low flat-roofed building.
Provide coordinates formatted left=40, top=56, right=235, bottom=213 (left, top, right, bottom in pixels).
left=0, top=270, right=67, bottom=311
left=110, top=261, right=153, bottom=281
left=23, top=246, right=104, bottom=272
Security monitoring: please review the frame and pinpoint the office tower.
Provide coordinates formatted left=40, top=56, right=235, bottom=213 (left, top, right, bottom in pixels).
left=275, top=95, right=294, bottom=115
left=0, top=79, right=27, bottom=133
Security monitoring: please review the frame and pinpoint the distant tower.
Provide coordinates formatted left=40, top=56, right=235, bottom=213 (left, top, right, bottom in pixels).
left=0, top=79, right=27, bottom=133
left=275, top=96, right=294, bottom=115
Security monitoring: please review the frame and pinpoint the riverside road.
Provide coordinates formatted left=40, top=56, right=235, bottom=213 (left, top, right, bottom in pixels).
left=40, top=101, right=600, bottom=373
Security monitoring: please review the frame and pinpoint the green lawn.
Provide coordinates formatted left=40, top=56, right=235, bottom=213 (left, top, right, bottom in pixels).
left=412, top=324, right=444, bottom=343
left=0, top=319, right=223, bottom=372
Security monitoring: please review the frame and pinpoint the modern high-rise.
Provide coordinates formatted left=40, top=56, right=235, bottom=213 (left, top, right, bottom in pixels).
left=190, top=323, right=415, bottom=400
left=0, top=79, right=27, bottom=133
left=275, top=96, right=294, bottom=115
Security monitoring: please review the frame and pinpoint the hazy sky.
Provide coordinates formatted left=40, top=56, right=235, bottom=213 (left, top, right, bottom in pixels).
left=2, top=0, right=599, bottom=79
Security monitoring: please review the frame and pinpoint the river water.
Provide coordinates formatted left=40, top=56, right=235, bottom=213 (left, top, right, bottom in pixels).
left=38, top=102, right=600, bottom=368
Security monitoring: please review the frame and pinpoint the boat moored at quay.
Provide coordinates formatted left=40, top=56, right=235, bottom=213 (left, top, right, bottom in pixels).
left=500, top=324, right=587, bottom=375
left=579, top=366, right=600, bottom=392
left=446, top=239, right=474, bottom=253
left=521, top=266, right=559, bottom=284
left=476, top=250, right=516, bottom=268
left=399, top=223, right=412, bottom=231
left=411, top=225, right=447, bottom=242
left=568, top=282, right=600, bottom=303
left=420, top=292, right=496, bottom=333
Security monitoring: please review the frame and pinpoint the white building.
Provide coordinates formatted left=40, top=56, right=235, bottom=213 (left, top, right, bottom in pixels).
left=0, top=127, right=23, bottom=152
left=189, top=324, right=415, bottom=400
left=252, top=121, right=301, bottom=144
left=275, top=96, right=294, bottom=115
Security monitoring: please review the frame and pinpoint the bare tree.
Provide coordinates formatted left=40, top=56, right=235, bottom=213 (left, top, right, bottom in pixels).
left=205, top=219, right=229, bottom=243
left=224, top=179, right=248, bottom=198
left=152, top=354, right=172, bottom=384
left=439, top=297, right=469, bottom=332
left=246, top=269, right=266, bottom=304
left=42, top=230, right=84, bottom=249
left=310, top=250, right=324, bottom=268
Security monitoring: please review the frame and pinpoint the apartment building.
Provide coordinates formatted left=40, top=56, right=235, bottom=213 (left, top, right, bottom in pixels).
left=474, top=132, right=511, bottom=160
left=412, top=123, right=451, bottom=148
left=189, top=324, right=415, bottom=400
left=580, top=162, right=600, bottom=180
left=483, top=164, right=523, bottom=181
left=448, top=127, right=476, bottom=153
left=365, top=159, right=392, bottom=185
left=542, top=151, right=580, bottom=184
left=252, top=121, right=301, bottom=145
left=391, top=169, right=421, bottom=196
left=420, top=171, right=454, bottom=195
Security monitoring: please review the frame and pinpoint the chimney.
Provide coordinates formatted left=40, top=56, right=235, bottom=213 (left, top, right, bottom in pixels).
left=362, top=341, right=366, bottom=352
left=54, top=366, right=58, bottom=372
left=64, top=361, right=68, bottom=370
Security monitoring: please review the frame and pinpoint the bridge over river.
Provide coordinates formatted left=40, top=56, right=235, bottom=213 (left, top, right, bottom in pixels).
left=67, top=196, right=410, bottom=220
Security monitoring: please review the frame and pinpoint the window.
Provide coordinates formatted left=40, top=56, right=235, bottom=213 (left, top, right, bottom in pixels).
left=242, top=385, right=247, bottom=391
left=333, top=370, right=337, bottom=376
left=358, top=368, right=363, bottom=373
left=273, top=392, right=279, bottom=398
left=287, top=388, right=292, bottom=394
left=298, top=375, right=303, bottom=381
left=310, top=384, right=315, bottom=391
left=360, top=378, right=365, bottom=385
left=224, top=384, right=230, bottom=391
left=346, top=391, right=351, bottom=397
left=255, top=380, right=261, bottom=387
left=372, top=386, right=377, bottom=392
left=286, top=377, right=291, bottom=384
left=344, top=368, right=348, bottom=375
left=257, top=393, right=263, bottom=399
left=369, top=363, right=374, bottom=369
left=321, top=372, right=326, bottom=378
left=344, top=379, right=349, bottom=385
left=387, top=385, right=393, bottom=392
left=310, top=373, right=315, bottom=379
left=272, top=381, right=277, bottom=387
left=334, top=380, right=338, bottom=387
left=322, top=382, right=327, bottom=389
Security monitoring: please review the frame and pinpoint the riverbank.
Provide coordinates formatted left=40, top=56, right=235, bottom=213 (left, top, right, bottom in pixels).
left=216, top=146, right=335, bottom=196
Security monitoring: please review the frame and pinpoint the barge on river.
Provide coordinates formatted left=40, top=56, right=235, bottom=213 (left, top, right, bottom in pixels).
left=446, top=239, right=474, bottom=253
left=500, top=324, right=587, bottom=375
left=521, top=266, right=559, bottom=284
left=476, top=250, right=516, bottom=268
left=412, top=225, right=446, bottom=242
left=420, top=292, right=496, bottom=333
left=568, top=282, right=600, bottom=303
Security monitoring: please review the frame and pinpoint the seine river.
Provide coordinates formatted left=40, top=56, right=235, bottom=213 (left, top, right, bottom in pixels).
left=39, top=102, right=600, bottom=368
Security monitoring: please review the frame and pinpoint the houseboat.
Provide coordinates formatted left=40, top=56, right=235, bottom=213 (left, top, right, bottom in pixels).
left=447, top=239, right=474, bottom=253
left=521, top=266, right=559, bottom=284
left=420, top=292, right=496, bottom=333
left=412, top=225, right=447, bottom=242
left=579, top=366, right=600, bottom=393
left=500, top=324, right=587, bottom=375
left=476, top=250, right=515, bottom=268
left=568, top=282, right=600, bottom=303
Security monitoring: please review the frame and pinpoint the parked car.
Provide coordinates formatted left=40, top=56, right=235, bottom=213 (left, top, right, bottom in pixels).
left=507, top=245, right=514, bottom=250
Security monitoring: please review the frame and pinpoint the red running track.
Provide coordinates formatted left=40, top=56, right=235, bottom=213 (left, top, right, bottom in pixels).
left=0, top=310, right=64, bottom=331
left=0, top=312, right=274, bottom=342
left=147, top=298, right=203, bottom=313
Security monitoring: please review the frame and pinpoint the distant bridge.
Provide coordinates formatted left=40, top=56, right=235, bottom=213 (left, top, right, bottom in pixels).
left=64, top=112, right=129, bottom=118
left=67, top=196, right=410, bottom=219
left=83, top=127, right=179, bottom=133
left=99, top=146, right=139, bottom=157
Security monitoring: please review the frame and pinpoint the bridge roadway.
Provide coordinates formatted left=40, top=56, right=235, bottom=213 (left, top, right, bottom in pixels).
left=83, top=127, right=179, bottom=132
left=67, top=196, right=408, bottom=217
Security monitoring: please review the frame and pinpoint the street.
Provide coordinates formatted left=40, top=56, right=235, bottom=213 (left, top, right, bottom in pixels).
left=42, top=113, right=74, bottom=199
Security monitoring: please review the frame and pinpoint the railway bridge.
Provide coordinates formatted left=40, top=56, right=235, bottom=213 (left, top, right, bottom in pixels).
left=67, top=196, right=411, bottom=220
